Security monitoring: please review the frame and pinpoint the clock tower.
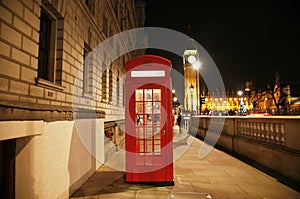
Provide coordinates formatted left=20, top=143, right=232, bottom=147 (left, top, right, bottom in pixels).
left=183, top=38, right=201, bottom=114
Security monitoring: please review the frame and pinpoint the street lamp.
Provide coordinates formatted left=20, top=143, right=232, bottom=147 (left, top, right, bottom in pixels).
left=192, top=61, right=201, bottom=115
left=172, top=89, right=180, bottom=110
left=264, top=97, right=268, bottom=113
left=237, top=90, right=243, bottom=97
left=237, top=90, right=244, bottom=115
left=190, top=84, right=194, bottom=114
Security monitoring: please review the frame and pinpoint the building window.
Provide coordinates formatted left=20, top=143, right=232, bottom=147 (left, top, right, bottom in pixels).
left=116, top=76, right=120, bottom=105
left=38, top=11, right=55, bottom=81
left=83, top=43, right=93, bottom=96
left=37, top=5, right=64, bottom=90
left=123, top=85, right=125, bottom=107
left=109, top=69, right=113, bottom=103
left=102, top=68, right=108, bottom=102
left=110, top=25, right=113, bottom=37
left=85, top=0, right=94, bottom=13
left=114, top=0, right=119, bottom=19
left=101, top=67, right=113, bottom=103
left=102, top=15, right=107, bottom=35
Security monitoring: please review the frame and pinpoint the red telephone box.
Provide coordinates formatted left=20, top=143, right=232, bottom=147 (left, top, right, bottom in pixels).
left=124, top=55, right=174, bottom=185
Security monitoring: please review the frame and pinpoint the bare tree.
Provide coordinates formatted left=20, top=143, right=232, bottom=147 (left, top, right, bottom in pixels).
left=265, top=81, right=287, bottom=115
left=250, top=90, right=266, bottom=111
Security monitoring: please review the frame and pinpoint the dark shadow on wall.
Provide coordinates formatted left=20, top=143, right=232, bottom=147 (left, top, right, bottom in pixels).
left=1, top=139, right=17, bottom=199
left=14, top=136, right=37, bottom=198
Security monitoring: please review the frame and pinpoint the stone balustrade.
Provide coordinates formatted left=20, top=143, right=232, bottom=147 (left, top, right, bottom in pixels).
left=237, top=120, right=286, bottom=146
left=188, top=115, right=300, bottom=185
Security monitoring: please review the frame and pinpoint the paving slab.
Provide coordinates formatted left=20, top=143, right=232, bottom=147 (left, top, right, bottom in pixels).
left=70, top=127, right=300, bottom=199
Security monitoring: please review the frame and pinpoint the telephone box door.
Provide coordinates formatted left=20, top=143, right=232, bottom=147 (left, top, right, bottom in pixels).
left=125, top=55, right=174, bottom=184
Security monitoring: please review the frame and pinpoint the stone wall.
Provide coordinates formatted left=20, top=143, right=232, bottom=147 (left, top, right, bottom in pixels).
left=189, top=116, right=300, bottom=184
left=0, top=0, right=133, bottom=117
left=15, top=119, right=104, bottom=199
left=0, top=0, right=145, bottom=198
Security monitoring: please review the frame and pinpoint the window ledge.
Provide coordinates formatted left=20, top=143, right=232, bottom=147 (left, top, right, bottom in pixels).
left=36, top=78, right=65, bottom=91
left=83, top=92, right=94, bottom=99
left=101, top=99, right=109, bottom=103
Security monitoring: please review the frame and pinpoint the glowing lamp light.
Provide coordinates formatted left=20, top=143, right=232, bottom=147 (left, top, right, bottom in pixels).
left=193, top=61, right=201, bottom=70
left=187, top=55, right=197, bottom=64
left=237, top=90, right=243, bottom=96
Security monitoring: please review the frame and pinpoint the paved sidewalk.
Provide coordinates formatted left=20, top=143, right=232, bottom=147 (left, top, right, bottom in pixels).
left=70, top=127, right=300, bottom=199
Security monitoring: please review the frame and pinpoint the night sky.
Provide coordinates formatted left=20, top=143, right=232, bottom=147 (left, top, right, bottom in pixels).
left=144, top=0, right=300, bottom=95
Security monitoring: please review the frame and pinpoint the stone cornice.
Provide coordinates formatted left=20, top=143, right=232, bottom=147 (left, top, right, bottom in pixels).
left=0, top=100, right=106, bottom=121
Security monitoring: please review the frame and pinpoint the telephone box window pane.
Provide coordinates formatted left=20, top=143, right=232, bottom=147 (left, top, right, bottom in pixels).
left=154, top=139, right=161, bottom=154
left=153, top=114, right=160, bottom=124
left=154, top=124, right=161, bottom=135
left=135, top=102, right=144, bottom=114
left=153, top=89, right=161, bottom=101
left=136, top=114, right=142, bottom=125
left=136, top=128, right=144, bottom=138
left=145, top=89, right=152, bottom=101
left=141, top=115, right=147, bottom=126
left=145, top=102, right=152, bottom=114
left=136, top=128, right=140, bottom=139
left=136, top=89, right=143, bottom=101
left=146, top=140, right=153, bottom=153
left=154, top=127, right=160, bottom=135
left=146, top=128, right=152, bottom=138
left=154, top=139, right=161, bottom=145
left=140, top=141, right=144, bottom=153
left=145, top=114, right=153, bottom=125
left=153, top=102, right=160, bottom=113
left=140, top=128, right=145, bottom=136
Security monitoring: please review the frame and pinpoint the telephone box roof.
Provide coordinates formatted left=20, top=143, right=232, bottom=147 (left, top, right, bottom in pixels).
left=124, top=54, right=172, bottom=71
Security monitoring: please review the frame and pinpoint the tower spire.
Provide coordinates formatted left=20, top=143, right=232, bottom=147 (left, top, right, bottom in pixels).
left=275, top=68, right=280, bottom=82
left=187, top=24, right=194, bottom=39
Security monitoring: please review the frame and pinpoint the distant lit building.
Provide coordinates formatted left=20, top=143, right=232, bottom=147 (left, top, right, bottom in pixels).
left=200, top=90, right=249, bottom=115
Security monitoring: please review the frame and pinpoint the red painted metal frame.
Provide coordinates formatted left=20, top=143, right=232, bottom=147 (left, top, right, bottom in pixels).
left=124, top=55, right=174, bottom=184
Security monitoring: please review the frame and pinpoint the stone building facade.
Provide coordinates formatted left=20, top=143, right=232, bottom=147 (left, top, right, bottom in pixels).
left=0, top=0, right=146, bottom=198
